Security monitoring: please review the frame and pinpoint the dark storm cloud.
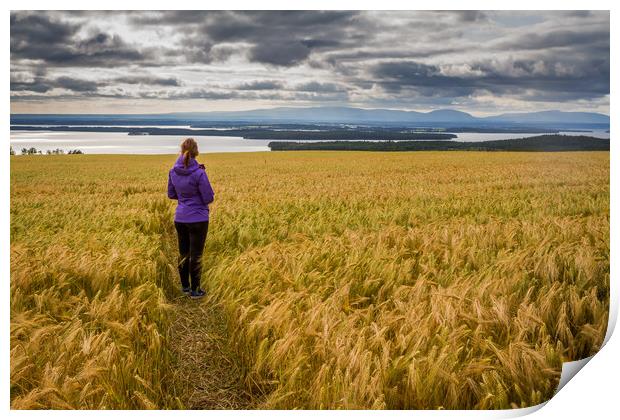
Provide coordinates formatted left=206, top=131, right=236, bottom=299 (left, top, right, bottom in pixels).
left=299, top=39, right=341, bottom=49
left=370, top=55, right=609, bottom=101
left=11, top=11, right=149, bottom=66
left=10, top=78, right=52, bottom=93
left=197, top=11, right=358, bottom=42
left=54, top=76, right=100, bottom=92
left=10, top=12, right=78, bottom=46
left=172, top=11, right=364, bottom=66
left=10, top=12, right=79, bottom=61
left=236, top=80, right=284, bottom=90
left=248, top=42, right=312, bottom=67
left=370, top=61, right=476, bottom=96
left=10, top=75, right=101, bottom=93
left=124, top=11, right=359, bottom=67
left=114, top=75, right=182, bottom=86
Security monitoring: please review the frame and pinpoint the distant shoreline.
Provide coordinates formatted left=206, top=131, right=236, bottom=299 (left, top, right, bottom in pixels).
left=10, top=125, right=458, bottom=141
left=268, top=135, right=610, bottom=152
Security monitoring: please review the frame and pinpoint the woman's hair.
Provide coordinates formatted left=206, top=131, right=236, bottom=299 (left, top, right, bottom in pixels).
left=180, top=138, right=199, bottom=168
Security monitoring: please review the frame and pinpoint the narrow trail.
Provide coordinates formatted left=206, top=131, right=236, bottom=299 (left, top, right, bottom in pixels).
left=168, top=294, right=255, bottom=409
left=154, top=200, right=255, bottom=409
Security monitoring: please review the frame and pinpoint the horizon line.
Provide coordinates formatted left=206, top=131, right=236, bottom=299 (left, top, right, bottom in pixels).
left=8, top=106, right=611, bottom=118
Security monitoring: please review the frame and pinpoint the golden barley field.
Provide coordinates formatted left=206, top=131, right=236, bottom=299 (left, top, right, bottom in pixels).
left=10, top=151, right=609, bottom=409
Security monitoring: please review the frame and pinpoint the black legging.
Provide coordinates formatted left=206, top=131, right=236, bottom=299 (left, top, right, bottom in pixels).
left=174, top=221, right=209, bottom=291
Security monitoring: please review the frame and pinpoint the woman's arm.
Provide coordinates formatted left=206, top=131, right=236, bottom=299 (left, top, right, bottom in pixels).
left=167, top=172, right=178, bottom=199
left=198, top=171, right=215, bottom=204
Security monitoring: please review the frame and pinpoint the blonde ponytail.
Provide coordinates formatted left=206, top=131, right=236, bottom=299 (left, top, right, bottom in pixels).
left=180, top=138, right=199, bottom=168
left=183, top=150, right=190, bottom=168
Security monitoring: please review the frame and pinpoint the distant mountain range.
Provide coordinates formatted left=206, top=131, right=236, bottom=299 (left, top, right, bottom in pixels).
left=484, top=110, right=610, bottom=125
left=166, top=107, right=609, bottom=126
left=11, top=107, right=610, bottom=129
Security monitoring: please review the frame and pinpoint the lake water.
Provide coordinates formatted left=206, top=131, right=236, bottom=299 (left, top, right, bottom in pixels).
left=10, top=130, right=610, bottom=154
left=10, top=132, right=272, bottom=154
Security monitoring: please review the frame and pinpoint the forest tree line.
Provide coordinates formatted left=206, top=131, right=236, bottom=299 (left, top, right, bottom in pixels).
left=268, top=135, right=609, bottom=152
left=11, top=146, right=84, bottom=155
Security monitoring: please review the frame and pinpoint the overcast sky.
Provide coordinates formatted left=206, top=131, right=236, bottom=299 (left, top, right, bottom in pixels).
left=10, top=10, right=610, bottom=115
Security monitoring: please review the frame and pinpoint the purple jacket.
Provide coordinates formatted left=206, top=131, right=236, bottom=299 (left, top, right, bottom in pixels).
left=167, top=154, right=215, bottom=223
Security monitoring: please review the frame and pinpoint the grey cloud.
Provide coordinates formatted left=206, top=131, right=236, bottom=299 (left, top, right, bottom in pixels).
left=370, top=56, right=609, bottom=102
left=9, top=10, right=611, bottom=112
left=563, top=11, right=592, bottom=18
left=54, top=76, right=100, bottom=92
left=209, top=45, right=238, bottom=62
left=11, top=11, right=149, bottom=66
left=11, top=92, right=134, bottom=101
left=10, top=12, right=78, bottom=47
left=200, top=11, right=358, bottom=42
left=300, top=39, right=341, bottom=49
left=290, top=91, right=349, bottom=102
left=10, top=75, right=102, bottom=93
left=128, top=10, right=211, bottom=25
left=249, top=42, right=312, bottom=67
left=182, top=44, right=214, bottom=64
left=497, top=29, right=609, bottom=50
left=164, top=89, right=240, bottom=100
left=295, top=81, right=345, bottom=93
left=10, top=78, right=52, bottom=93
left=452, top=11, right=488, bottom=22
left=12, top=85, right=350, bottom=103
left=323, top=47, right=459, bottom=67
left=177, top=11, right=364, bottom=66
left=131, top=10, right=358, bottom=29
left=236, top=80, right=284, bottom=90
left=157, top=88, right=348, bottom=102
left=114, top=76, right=181, bottom=86
left=11, top=94, right=75, bottom=101
left=162, top=89, right=284, bottom=101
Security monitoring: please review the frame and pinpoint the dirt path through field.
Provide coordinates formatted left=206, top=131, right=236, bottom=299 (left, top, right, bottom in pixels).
left=153, top=200, right=254, bottom=409
left=167, top=294, right=254, bottom=409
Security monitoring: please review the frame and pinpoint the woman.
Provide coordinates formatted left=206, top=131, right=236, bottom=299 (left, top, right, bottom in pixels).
left=167, top=138, right=215, bottom=299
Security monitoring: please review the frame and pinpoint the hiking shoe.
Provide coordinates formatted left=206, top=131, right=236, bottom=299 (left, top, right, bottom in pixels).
left=181, top=286, right=191, bottom=295
left=190, top=289, right=206, bottom=299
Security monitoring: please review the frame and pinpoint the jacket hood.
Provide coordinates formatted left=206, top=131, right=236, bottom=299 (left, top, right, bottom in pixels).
left=173, top=154, right=200, bottom=175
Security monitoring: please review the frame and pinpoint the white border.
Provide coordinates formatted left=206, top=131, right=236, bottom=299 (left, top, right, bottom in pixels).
left=3, top=1, right=616, bottom=418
